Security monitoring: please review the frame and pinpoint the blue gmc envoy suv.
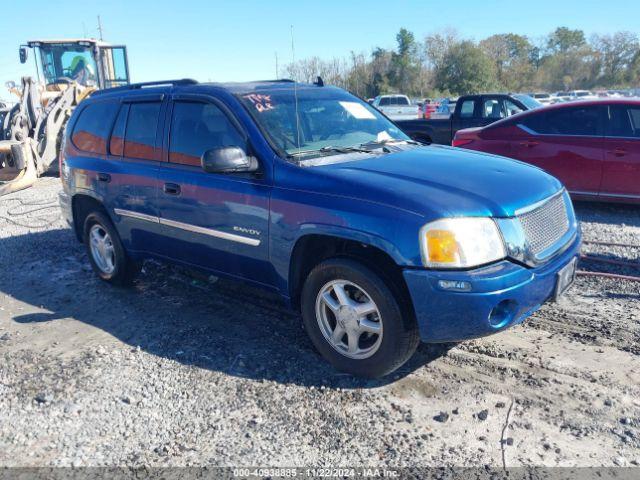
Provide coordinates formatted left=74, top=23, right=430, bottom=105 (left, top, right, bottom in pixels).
left=59, top=79, right=581, bottom=378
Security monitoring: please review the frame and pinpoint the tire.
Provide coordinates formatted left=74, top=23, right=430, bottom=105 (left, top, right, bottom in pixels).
left=83, top=211, right=140, bottom=286
left=301, top=258, right=419, bottom=378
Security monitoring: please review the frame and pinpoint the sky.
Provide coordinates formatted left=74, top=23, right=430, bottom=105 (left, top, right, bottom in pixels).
left=1, top=0, right=639, bottom=88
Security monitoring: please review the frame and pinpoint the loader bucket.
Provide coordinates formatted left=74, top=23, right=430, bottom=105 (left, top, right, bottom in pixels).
left=0, top=140, right=38, bottom=196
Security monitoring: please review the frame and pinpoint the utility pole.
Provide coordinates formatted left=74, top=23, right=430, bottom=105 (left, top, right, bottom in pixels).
left=97, top=15, right=104, bottom=40
left=351, top=51, right=359, bottom=96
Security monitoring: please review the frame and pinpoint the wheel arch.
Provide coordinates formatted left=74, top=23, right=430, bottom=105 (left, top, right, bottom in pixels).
left=287, top=231, right=414, bottom=318
left=71, top=191, right=109, bottom=242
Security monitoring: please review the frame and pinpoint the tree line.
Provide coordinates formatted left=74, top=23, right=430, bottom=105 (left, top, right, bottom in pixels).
left=284, top=27, right=640, bottom=99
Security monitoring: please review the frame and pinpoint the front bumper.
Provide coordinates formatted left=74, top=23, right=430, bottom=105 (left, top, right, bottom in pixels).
left=403, top=232, right=581, bottom=343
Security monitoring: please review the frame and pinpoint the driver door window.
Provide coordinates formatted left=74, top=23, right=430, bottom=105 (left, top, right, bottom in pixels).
left=169, top=101, right=246, bottom=166
left=482, top=99, right=505, bottom=119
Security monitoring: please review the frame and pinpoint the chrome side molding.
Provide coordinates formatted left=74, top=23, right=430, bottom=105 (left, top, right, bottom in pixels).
left=114, top=208, right=159, bottom=224
left=113, top=208, right=261, bottom=246
left=159, top=217, right=261, bottom=246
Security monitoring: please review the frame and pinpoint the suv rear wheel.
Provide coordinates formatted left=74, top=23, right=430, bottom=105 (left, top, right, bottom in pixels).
left=301, top=258, right=419, bottom=378
left=83, top=211, right=140, bottom=286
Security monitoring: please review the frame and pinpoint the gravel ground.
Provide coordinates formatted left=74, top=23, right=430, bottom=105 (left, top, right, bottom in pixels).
left=0, top=178, right=639, bottom=468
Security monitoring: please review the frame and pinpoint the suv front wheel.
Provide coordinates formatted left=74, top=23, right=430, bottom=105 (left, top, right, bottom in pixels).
left=301, top=258, right=419, bottom=378
left=83, top=211, right=140, bottom=286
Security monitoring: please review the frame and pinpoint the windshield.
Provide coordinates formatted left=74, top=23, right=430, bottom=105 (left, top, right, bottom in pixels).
left=513, top=94, right=542, bottom=110
left=239, top=87, right=410, bottom=156
left=38, top=44, right=98, bottom=87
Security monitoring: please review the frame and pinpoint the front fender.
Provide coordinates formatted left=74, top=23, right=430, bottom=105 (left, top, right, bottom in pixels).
left=293, top=223, right=406, bottom=264
left=269, top=189, right=426, bottom=295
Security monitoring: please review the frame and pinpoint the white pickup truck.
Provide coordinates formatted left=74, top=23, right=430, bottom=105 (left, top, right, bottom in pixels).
left=371, top=94, right=419, bottom=121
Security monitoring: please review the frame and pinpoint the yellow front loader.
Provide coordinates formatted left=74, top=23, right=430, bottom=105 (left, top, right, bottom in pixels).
left=0, top=39, right=130, bottom=196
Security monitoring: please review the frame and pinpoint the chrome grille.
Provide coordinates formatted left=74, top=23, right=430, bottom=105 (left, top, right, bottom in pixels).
left=518, top=193, right=569, bottom=256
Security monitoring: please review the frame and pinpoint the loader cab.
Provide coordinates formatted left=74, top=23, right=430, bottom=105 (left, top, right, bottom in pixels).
left=22, top=39, right=130, bottom=90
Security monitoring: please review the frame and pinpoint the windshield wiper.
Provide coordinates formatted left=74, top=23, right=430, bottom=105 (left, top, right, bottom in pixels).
left=319, top=146, right=374, bottom=154
left=287, top=145, right=374, bottom=159
left=359, top=138, right=420, bottom=148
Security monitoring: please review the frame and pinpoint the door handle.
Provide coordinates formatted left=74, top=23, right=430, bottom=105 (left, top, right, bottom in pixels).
left=608, top=148, right=627, bottom=157
left=519, top=140, right=539, bottom=148
left=97, top=173, right=111, bottom=183
left=163, top=183, right=181, bottom=195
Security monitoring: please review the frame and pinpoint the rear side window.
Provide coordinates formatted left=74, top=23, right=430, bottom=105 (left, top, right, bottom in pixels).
left=378, top=97, right=391, bottom=106
left=71, top=101, right=119, bottom=154
left=109, top=104, right=128, bottom=156
left=124, top=102, right=161, bottom=160
left=459, top=100, right=476, bottom=118
left=519, top=111, right=545, bottom=133
left=607, top=106, right=640, bottom=138
left=522, top=106, right=601, bottom=136
left=169, top=101, right=245, bottom=166
left=631, top=109, right=640, bottom=134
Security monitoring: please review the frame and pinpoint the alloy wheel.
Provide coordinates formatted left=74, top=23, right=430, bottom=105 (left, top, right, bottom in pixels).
left=315, top=280, right=383, bottom=359
left=89, top=224, right=116, bottom=275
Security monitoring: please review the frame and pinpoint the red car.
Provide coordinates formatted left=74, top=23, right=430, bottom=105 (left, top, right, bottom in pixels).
left=453, top=99, right=640, bottom=203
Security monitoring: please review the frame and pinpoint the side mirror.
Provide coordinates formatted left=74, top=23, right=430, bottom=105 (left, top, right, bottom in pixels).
left=19, top=47, right=28, bottom=64
left=201, top=146, right=258, bottom=174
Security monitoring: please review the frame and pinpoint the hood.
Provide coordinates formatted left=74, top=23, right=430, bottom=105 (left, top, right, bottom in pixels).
left=309, top=145, right=563, bottom=219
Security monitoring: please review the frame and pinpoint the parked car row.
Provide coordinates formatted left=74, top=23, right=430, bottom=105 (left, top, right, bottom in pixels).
left=529, top=93, right=556, bottom=105
left=367, top=88, right=639, bottom=123
left=528, top=89, right=639, bottom=105
left=375, top=89, right=640, bottom=203
left=396, top=93, right=541, bottom=145
left=453, top=99, right=640, bottom=203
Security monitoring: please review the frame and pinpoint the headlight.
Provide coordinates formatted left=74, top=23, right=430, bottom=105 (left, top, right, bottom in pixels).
left=419, top=218, right=506, bottom=268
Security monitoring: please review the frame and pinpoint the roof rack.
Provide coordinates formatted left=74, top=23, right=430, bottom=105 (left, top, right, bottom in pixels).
left=249, top=79, right=295, bottom=83
left=93, top=78, right=198, bottom=95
